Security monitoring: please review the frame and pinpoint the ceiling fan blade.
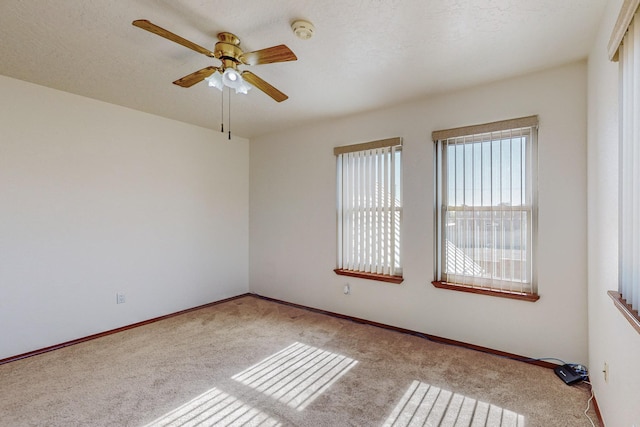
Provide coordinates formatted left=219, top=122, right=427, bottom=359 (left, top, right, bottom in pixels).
left=241, top=71, right=288, bottom=102
left=132, top=19, right=215, bottom=57
left=240, top=45, right=297, bottom=65
left=173, top=66, right=219, bottom=88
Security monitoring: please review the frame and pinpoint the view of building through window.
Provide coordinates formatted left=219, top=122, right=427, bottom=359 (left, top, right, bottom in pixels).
left=434, top=120, right=537, bottom=296
left=443, top=135, right=530, bottom=286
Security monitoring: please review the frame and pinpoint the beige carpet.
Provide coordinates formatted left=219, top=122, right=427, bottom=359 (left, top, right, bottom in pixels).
left=0, top=295, right=599, bottom=426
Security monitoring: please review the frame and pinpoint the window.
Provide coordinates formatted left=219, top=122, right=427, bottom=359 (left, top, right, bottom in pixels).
left=334, top=138, right=402, bottom=283
left=609, top=2, right=640, bottom=333
left=433, top=116, right=539, bottom=301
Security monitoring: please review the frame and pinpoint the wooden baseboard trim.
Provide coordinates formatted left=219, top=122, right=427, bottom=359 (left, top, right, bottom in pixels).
left=250, top=293, right=557, bottom=369
left=590, top=386, right=605, bottom=427
left=1, top=291, right=553, bottom=369
left=0, top=293, right=252, bottom=366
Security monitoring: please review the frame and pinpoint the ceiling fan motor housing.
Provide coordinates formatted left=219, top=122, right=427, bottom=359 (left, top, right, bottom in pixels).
left=215, top=32, right=243, bottom=65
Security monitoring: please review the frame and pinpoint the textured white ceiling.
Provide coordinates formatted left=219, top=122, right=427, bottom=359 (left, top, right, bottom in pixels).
left=0, top=0, right=607, bottom=139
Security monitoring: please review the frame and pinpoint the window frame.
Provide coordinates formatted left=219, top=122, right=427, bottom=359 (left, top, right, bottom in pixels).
left=432, top=116, right=539, bottom=302
left=334, top=138, right=403, bottom=284
left=609, top=0, right=640, bottom=332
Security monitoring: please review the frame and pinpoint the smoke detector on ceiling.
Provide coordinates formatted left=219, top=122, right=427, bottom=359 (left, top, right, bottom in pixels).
left=291, top=20, right=315, bottom=40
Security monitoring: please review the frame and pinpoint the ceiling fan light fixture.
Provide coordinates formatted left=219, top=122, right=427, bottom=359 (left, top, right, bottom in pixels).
left=234, top=81, right=252, bottom=95
left=205, top=68, right=252, bottom=94
left=222, top=68, right=242, bottom=87
left=221, top=67, right=252, bottom=94
left=205, top=72, right=224, bottom=91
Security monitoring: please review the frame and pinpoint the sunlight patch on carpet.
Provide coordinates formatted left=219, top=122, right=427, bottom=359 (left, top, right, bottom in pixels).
left=143, top=387, right=280, bottom=427
left=383, top=380, right=525, bottom=427
left=232, top=341, right=358, bottom=411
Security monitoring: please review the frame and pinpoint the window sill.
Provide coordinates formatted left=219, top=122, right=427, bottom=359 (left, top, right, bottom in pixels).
left=334, top=269, right=403, bottom=284
left=432, top=281, right=540, bottom=302
left=608, top=291, right=640, bottom=334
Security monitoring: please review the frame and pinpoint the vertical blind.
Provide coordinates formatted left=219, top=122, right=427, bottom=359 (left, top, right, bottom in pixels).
left=619, top=9, right=640, bottom=315
left=335, top=139, right=402, bottom=276
left=434, top=117, right=538, bottom=295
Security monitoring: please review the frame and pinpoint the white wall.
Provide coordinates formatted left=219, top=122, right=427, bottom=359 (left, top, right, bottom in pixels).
left=0, top=76, right=249, bottom=360
left=250, top=62, right=588, bottom=364
left=588, top=0, right=640, bottom=425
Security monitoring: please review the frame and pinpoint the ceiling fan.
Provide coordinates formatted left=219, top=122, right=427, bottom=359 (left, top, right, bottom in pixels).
left=132, top=19, right=297, bottom=102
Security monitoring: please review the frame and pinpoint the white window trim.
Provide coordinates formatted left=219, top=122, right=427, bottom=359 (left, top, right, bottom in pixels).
left=610, top=3, right=640, bottom=331
left=335, top=138, right=403, bottom=282
left=608, top=0, right=640, bottom=61
left=433, top=117, right=539, bottom=300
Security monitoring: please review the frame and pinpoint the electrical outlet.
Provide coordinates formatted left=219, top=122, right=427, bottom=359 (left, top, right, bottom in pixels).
left=116, top=293, right=125, bottom=304
left=603, top=362, right=609, bottom=383
left=343, top=283, right=351, bottom=295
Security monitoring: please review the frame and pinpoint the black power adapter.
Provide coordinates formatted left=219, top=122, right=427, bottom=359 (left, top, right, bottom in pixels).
left=554, top=364, right=584, bottom=385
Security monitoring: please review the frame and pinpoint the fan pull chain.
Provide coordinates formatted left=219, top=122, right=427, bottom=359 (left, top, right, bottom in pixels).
left=220, top=87, right=224, bottom=133
left=228, top=88, right=231, bottom=140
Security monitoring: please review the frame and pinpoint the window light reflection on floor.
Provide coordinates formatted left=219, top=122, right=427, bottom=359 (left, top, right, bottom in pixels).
left=383, top=380, right=525, bottom=427
left=232, top=342, right=358, bottom=411
left=143, top=386, right=281, bottom=427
